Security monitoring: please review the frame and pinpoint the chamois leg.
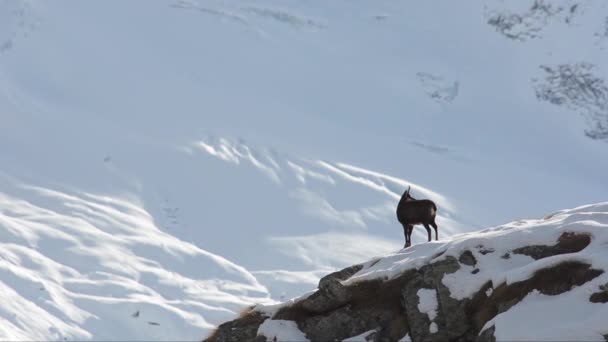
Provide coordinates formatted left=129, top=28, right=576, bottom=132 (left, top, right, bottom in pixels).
left=406, top=224, right=414, bottom=248
left=430, top=220, right=438, bottom=241
left=402, top=224, right=410, bottom=248
left=423, top=223, right=432, bottom=242
left=407, top=225, right=414, bottom=247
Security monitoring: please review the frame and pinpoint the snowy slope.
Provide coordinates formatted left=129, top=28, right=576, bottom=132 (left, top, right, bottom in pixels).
left=1, top=0, right=607, bottom=340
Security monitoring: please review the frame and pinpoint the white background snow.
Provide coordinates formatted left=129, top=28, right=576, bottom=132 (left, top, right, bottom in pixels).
left=1, top=0, right=607, bottom=340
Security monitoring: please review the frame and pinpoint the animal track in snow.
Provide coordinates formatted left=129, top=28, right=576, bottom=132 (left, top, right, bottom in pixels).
left=170, top=0, right=326, bottom=35
left=416, top=72, right=459, bottom=105
left=170, top=0, right=249, bottom=27
left=242, top=7, right=326, bottom=29
left=0, top=0, right=38, bottom=55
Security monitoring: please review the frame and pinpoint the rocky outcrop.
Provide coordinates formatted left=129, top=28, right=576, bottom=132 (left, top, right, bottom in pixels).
left=299, top=264, right=365, bottom=314
left=205, top=222, right=607, bottom=342
left=206, top=309, right=267, bottom=342
left=206, top=233, right=602, bottom=341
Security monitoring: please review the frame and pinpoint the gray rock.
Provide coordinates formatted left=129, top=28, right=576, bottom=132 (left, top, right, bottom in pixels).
left=300, top=278, right=352, bottom=313
left=513, top=232, right=590, bottom=260
left=402, top=257, right=464, bottom=342
left=589, top=282, right=608, bottom=303
left=204, top=310, right=266, bottom=342
left=475, top=325, right=496, bottom=342
left=300, top=263, right=364, bottom=314
left=458, top=250, right=476, bottom=266
left=318, top=263, right=364, bottom=289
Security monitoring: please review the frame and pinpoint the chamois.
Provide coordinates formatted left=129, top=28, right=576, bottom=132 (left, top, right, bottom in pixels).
left=396, top=186, right=438, bottom=248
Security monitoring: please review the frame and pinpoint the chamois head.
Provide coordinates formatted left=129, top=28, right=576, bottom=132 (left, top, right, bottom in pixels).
left=404, top=186, right=416, bottom=201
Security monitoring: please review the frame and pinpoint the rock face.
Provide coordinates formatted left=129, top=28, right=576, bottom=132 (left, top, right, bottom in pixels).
left=206, top=310, right=267, bottom=342
left=207, top=247, right=601, bottom=341
left=205, top=203, right=608, bottom=342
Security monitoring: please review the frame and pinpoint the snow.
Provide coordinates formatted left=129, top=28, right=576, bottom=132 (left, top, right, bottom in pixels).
left=343, top=329, right=375, bottom=341
left=0, top=177, right=271, bottom=340
left=417, top=288, right=438, bottom=334
left=1, top=0, right=608, bottom=340
left=253, top=290, right=315, bottom=318
left=257, top=319, right=309, bottom=342
left=398, top=334, right=412, bottom=342
left=487, top=287, right=608, bottom=341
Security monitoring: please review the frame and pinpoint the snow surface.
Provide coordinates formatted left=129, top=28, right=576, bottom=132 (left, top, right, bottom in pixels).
left=1, top=0, right=608, bottom=340
left=257, top=319, right=309, bottom=342
left=488, top=289, right=608, bottom=341
left=342, top=329, right=375, bottom=342
left=398, top=334, right=412, bottom=342
left=416, top=288, right=438, bottom=333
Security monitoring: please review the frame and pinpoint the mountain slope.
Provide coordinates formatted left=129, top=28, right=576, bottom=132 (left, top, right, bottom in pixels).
left=1, top=0, right=608, bottom=340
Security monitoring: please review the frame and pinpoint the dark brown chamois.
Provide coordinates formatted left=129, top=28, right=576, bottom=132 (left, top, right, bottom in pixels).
left=396, top=186, right=438, bottom=248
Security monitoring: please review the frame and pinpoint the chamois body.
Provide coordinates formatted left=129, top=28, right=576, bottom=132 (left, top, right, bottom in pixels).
left=396, top=187, right=438, bottom=247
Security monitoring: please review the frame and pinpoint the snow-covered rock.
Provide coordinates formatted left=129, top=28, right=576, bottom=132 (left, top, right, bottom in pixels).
left=208, top=202, right=608, bottom=341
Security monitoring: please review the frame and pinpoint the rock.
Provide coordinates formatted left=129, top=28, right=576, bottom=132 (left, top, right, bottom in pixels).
left=513, top=232, right=590, bottom=260
left=206, top=239, right=604, bottom=342
left=300, top=278, right=352, bottom=313
left=299, top=264, right=365, bottom=313
left=296, top=274, right=412, bottom=342
left=476, top=246, right=494, bottom=255
left=318, top=263, right=364, bottom=289
left=476, top=325, right=496, bottom=342
left=589, top=283, right=608, bottom=303
left=402, top=257, right=468, bottom=342
left=590, top=291, right=608, bottom=303
left=458, top=250, right=476, bottom=266
left=205, top=309, right=266, bottom=342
